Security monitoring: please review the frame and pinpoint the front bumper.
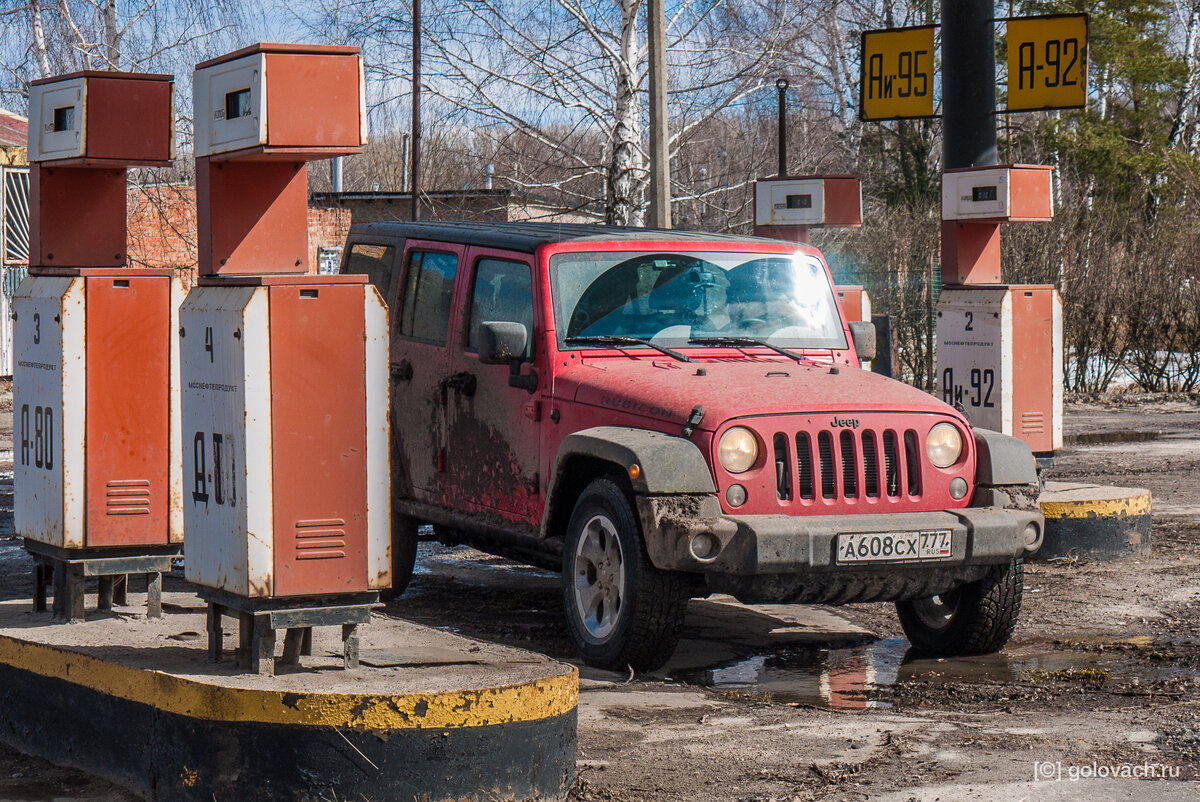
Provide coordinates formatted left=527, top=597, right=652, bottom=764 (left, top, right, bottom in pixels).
left=637, top=495, right=1043, bottom=576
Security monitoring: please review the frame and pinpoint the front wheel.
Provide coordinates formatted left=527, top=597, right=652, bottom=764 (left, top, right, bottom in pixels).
left=895, top=560, right=1024, bottom=655
left=562, top=478, right=690, bottom=672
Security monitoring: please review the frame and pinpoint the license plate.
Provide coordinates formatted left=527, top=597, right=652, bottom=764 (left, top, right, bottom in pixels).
left=836, top=530, right=953, bottom=564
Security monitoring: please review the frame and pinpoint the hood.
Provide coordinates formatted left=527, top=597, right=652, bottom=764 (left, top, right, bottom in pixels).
left=557, top=355, right=961, bottom=432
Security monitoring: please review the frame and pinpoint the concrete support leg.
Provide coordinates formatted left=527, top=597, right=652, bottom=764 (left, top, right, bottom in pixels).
left=33, top=562, right=50, bottom=613
left=66, top=566, right=85, bottom=624
left=145, top=572, right=162, bottom=619
left=343, top=623, right=359, bottom=669
left=98, top=576, right=114, bottom=611
left=300, top=626, right=313, bottom=657
left=238, top=612, right=254, bottom=670
left=207, top=604, right=224, bottom=662
left=252, top=618, right=277, bottom=677
left=281, top=629, right=304, bottom=666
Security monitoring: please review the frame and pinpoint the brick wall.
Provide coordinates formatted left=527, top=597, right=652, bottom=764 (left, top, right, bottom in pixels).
left=125, top=184, right=351, bottom=280
left=307, top=206, right=351, bottom=272
left=127, top=184, right=197, bottom=272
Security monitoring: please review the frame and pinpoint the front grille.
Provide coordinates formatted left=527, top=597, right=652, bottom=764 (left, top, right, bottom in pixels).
left=817, top=432, right=835, bottom=498
left=777, top=425, right=924, bottom=505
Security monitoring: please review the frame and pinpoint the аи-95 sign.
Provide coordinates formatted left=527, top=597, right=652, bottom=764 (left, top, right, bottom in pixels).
left=859, top=25, right=936, bottom=121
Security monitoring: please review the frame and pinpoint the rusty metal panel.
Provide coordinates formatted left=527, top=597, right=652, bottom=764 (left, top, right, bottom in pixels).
left=180, top=286, right=274, bottom=597
left=1011, top=286, right=1063, bottom=452
left=364, top=286, right=391, bottom=590
left=29, top=164, right=127, bottom=268
left=29, top=72, right=173, bottom=165
left=193, top=45, right=364, bottom=159
left=79, top=75, right=174, bottom=164
left=268, top=284, right=369, bottom=596
left=195, top=158, right=310, bottom=276
left=13, top=276, right=85, bottom=548
left=264, top=53, right=363, bottom=150
left=83, top=275, right=170, bottom=546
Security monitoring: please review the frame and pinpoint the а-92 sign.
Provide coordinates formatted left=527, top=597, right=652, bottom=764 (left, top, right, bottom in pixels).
left=1006, top=14, right=1088, bottom=111
left=859, top=26, right=936, bottom=121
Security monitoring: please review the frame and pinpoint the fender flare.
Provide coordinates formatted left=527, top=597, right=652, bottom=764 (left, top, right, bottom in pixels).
left=547, top=426, right=716, bottom=497
left=973, top=427, right=1038, bottom=485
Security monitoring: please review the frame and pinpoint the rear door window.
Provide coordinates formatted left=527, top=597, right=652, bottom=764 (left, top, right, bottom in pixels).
left=344, top=243, right=397, bottom=304
left=398, top=250, right=459, bottom=345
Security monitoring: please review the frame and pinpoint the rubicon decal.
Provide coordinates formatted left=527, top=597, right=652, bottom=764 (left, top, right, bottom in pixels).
left=599, top=396, right=675, bottom=420
left=830, top=416, right=861, bottom=429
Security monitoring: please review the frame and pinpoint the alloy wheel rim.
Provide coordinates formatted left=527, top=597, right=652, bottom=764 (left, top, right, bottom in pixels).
left=572, top=514, right=626, bottom=639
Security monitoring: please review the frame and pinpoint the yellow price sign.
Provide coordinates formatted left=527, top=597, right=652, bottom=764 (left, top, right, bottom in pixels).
left=859, top=26, right=936, bottom=121
left=1006, top=14, right=1088, bottom=111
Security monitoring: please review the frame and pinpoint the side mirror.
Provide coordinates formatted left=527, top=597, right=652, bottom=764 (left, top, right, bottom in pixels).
left=848, top=320, right=877, bottom=361
left=478, top=321, right=529, bottom=365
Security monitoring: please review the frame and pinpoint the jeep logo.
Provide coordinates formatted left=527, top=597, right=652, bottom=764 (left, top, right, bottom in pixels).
left=830, top=416, right=861, bottom=429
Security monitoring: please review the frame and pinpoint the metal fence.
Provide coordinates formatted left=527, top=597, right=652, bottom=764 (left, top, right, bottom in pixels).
left=1, top=166, right=30, bottom=376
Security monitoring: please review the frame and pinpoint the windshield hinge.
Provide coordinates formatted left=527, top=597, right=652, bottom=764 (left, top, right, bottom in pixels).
left=681, top=404, right=705, bottom=438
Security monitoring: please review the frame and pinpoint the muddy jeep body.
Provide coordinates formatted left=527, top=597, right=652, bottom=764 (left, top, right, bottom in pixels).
left=342, top=221, right=1043, bottom=670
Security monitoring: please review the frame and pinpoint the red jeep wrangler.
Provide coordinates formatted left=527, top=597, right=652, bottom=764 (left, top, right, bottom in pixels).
left=342, top=222, right=1043, bottom=670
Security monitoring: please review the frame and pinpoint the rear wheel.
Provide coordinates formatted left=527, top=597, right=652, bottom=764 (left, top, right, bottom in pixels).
left=380, top=513, right=418, bottom=601
left=562, top=478, right=690, bottom=672
left=896, top=559, right=1024, bottom=655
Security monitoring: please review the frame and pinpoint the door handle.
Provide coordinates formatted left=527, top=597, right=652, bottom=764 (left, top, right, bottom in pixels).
left=391, top=360, right=413, bottom=381
left=443, top=371, right=477, bottom=397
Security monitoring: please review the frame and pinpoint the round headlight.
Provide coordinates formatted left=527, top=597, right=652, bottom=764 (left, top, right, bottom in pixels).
left=718, top=427, right=759, bottom=473
left=926, top=422, right=964, bottom=468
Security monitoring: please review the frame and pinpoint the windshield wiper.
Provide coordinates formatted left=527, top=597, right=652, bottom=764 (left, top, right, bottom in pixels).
left=565, top=335, right=695, bottom=363
left=688, top=336, right=807, bottom=363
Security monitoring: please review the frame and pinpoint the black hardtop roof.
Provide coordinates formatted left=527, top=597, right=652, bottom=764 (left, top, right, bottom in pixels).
left=348, top=221, right=779, bottom=254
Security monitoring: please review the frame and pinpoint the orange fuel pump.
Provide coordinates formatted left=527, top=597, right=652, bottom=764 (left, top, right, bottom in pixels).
left=14, top=71, right=183, bottom=622
left=180, top=44, right=390, bottom=675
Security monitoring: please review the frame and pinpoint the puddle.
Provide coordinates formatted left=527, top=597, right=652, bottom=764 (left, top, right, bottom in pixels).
left=674, top=637, right=908, bottom=710
left=1064, top=430, right=1163, bottom=445
left=674, top=637, right=1187, bottom=711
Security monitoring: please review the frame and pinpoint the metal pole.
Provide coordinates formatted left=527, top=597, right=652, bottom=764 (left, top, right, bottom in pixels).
left=776, top=78, right=789, bottom=176
left=400, top=133, right=410, bottom=193
left=330, top=156, right=342, bottom=193
left=411, top=0, right=421, bottom=222
left=647, top=0, right=670, bottom=228
left=941, top=0, right=997, bottom=169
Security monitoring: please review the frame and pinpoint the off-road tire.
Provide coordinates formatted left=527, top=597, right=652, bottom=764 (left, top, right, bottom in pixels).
left=895, top=559, right=1024, bottom=655
left=380, top=513, right=419, bottom=601
left=562, top=478, right=691, bottom=672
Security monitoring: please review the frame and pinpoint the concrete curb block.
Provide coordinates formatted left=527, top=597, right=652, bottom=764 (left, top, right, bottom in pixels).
left=0, top=633, right=578, bottom=801
left=1034, top=482, right=1152, bottom=562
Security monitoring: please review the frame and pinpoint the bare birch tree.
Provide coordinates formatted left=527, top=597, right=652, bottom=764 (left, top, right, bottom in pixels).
left=1, top=0, right=254, bottom=103
left=316, top=0, right=808, bottom=224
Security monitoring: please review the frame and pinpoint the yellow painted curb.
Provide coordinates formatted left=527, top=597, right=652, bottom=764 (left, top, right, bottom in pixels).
left=0, top=634, right=577, bottom=729
left=1039, top=492, right=1152, bottom=519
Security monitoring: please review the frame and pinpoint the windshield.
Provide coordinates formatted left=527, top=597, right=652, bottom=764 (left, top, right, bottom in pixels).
left=550, top=250, right=847, bottom=350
